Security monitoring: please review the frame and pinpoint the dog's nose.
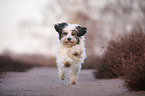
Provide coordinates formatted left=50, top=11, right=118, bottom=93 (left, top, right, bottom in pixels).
left=67, top=38, right=71, bottom=41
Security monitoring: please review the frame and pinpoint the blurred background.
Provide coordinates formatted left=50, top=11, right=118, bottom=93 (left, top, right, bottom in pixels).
left=0, top=0, right=145, bottom=71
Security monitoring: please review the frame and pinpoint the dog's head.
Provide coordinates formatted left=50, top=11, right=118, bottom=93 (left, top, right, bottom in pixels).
left=54, top=22, right=87, bottom=47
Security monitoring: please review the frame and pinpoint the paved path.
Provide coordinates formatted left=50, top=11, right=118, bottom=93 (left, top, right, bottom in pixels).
left=0, top=67, right=145, bottom=96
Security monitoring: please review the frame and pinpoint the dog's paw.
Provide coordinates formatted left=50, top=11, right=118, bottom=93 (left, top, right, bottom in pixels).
left=72, top=51, right=82, bottom=56
left=64, top=58, right=72, bottom=67
left=70, top=75, right=77, bottom=85
left=71, top=81, right=76, bottom=85
left=71, top=47, right=82, bottom=57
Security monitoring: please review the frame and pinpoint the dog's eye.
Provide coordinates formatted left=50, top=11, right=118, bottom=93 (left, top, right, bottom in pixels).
left=71, top=31, right=77, bottom=36
left=72, top=33, right=76, bottom=36
left=63, top=32, right=68, bottom=36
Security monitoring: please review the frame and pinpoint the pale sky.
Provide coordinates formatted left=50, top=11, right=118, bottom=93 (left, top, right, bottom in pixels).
left=0, top=0, right=57, bottom=56
left=0, top=0, right=46, bottom=31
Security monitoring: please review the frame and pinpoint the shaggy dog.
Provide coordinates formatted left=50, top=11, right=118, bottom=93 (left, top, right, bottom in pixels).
left=54, top=22, right=87, bottom=85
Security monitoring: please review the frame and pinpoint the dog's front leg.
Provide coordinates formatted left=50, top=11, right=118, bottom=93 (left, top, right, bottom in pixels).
left=70, top=46, right=83, bottom=60
left=57, top=54, right=72, bottom=80
left=64, top=58, right=72, bottom=67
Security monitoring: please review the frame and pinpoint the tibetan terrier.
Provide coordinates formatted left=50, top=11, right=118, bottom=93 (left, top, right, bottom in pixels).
left=54, top=22, right=87, bottom=85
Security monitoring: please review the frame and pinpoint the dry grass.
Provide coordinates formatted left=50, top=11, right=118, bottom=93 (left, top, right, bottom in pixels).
left=94, top=29, right=145, bottom=90
left=0, top=51, right=56, bottom=72
left=0, top=55, right=33, bottom=72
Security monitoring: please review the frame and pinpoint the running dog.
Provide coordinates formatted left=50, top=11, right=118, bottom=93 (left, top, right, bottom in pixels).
left=54, top=22, right=87, bottom=85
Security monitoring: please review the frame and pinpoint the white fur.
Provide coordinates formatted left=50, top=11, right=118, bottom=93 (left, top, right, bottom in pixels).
left=56, top=24, right=86, bottom=85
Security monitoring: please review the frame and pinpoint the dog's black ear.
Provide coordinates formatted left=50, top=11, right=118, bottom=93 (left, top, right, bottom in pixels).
left=54, top=22, right=68, bottom=34
left=77, top=26, right=87, bottom=36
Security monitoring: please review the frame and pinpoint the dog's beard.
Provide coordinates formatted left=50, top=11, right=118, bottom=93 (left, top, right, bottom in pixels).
left=62, top=38, right=76, bottom=47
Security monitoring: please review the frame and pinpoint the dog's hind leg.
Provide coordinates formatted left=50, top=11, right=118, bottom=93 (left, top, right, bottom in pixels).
left=58, top=66, right=65, bottom=80
left=69, top=65, right=81, bottom=85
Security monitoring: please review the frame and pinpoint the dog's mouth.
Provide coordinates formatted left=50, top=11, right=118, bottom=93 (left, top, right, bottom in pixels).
left=65, top=41, right=76, bottom=47
left=62, top=39, right=76, bottom=47
left=65, top=41, right=74, bottom=44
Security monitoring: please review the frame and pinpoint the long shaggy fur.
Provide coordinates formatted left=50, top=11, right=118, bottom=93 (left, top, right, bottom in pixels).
left=54, top=22, right=87, bottom=85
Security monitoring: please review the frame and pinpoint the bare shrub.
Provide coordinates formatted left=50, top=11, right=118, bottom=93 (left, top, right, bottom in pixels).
left=94, top=39, right=124, bottom=78
left=122, top=36, right=145, bottom=91
left=94, top=29, right=145, bottom=90
left=123, top=54, right=145, bottom=91
left=94, top=29, right=145, bottom=76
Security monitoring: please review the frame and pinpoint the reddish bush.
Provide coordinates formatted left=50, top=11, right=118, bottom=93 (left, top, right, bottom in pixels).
left=94, top=55, right=118, bottom=79
left=94, top=29, right=145, bottom=90
left=122, top=38, right=145, bottom=91
left=124, top=55, right=145, bottom=91
left=94, top=39, right=125, bottom=78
